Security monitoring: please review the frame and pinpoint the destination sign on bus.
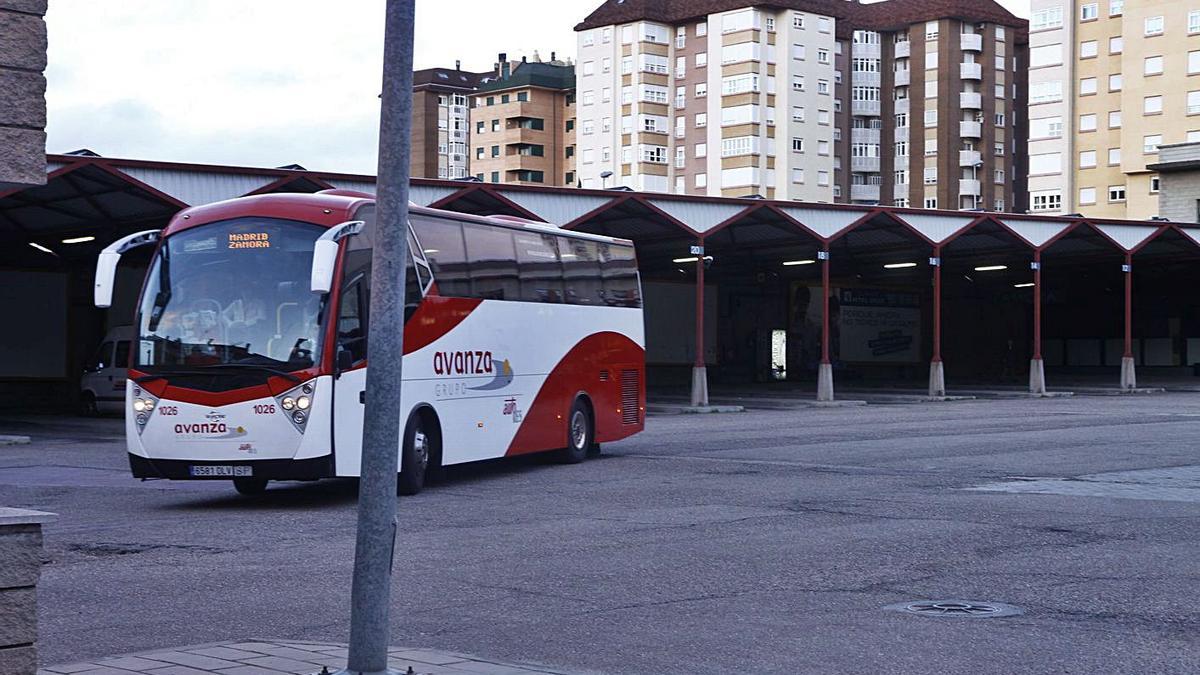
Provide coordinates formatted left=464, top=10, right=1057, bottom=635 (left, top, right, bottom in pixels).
left=228, top=232, right=271, bottom=249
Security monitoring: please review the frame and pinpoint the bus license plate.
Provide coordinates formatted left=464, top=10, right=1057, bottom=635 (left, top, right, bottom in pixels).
left=189, top=465, right=252, bottom=477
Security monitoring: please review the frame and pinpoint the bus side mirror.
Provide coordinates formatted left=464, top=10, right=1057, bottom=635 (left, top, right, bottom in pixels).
left=310, top=239, right=339, bottom=294
left=94, top=250, right=121, bottom=308
left=94, top=229, right=161, bottom=308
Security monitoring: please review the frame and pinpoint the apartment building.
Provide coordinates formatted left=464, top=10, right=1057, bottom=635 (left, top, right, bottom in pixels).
left=574, top=0, right=1027, bottom=211
left=411, top=64, right=488, bottom=180
left=1028, top=0, right=1200, bottom=218
left=469, top=56, right=577, bottom=186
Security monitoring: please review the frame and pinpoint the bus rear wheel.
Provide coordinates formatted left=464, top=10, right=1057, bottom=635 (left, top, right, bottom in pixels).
left=233, top=477, right=268, bottom=495
left=557, top=399, right=593, bottom=464
left=398, top=412, right=432, bottom=496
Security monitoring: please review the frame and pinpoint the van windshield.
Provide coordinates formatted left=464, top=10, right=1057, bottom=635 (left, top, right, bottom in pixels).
left=134, top=218, right=326, bottom=378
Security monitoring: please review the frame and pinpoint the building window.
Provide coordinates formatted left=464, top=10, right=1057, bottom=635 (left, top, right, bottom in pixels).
left=994, top=169, right=1005, bottom=184
left=818, top=140, right=830, bottom=156
left=1080, top=77, right=1097, bottom=95
left=1145, top=16, right=1164, bottom=36
left=793, top=106, right=806, bottom=122
left=1081, top=4, right=1098, bottom=21
left=1108, top=185, right=1126, bottom=202
left=817, top=49, right=831, bottom=64
left=817, top=79, right=830, bottom=94
left=1191, top=11, right=1200, bottom=34
left=696, top=113, right=707, bottom=127
left=818, top=17, right=831, bottom=33
left=1145, top=95, right=1163, bottom=114
left=1079, top=187, right=1097, bottom=205
left=1144, top=135, right=1162, bottom=153
left=1032, top=6, right=1063, bottom=31
left=1109, top=111, right=1121, bottom=128
left=475, top=121, right=484, bottom=133
left=923, top=167, right=937, bottom=184
left=791, top=137, right=805, bottom=153
left=475, top=147, right=484, bottom=159
left=696, top=83, right=707, bottom=97
left=1190, top=51, right=1200, bottom=75
left=490, top=145, right=500, bottom=157
left=1080, top=41, right=1097, bottom=59
left=1108, top=147, right=1121, bottom=165
left=1030, top=152, right=1062, bottom=176
left=793, top=75, right=805, bottom=92
left=1079, top=113, right=1097, bottom=131
left=817, top=171, right=830, bottom=186
left=490, top=171, right=500, bottom=183
left=602, top=27, right=612, bottom=43
left=1080, top=150, right=1097, bottom=168
left=695, top=143, right=707, bottom=158
left=924, top=81, right=937, bottom=99
left=1031, top=81, right=1063, bottom=104
left=695, top=172, right=707, bottom=188
left=792, top=168, right=805, bottom=184
left=1188, top=90, right=1200, bottom=115
left=894, top=198, right=909, bottom=208
left=1109, top=0, right=1123, bottom=16
left=1109, top=74, right=1122, bottom=91
left=1150, top=176, right=1161, bottom=193
left=696, top=52, right=707, bottom=68
left=925, top=20, right=939, bottom=40
left=924, top=109, right=937, bottom=127
left=924, top=197, right=938, bottom=209
left=1144, top=56, right=1163, bottom=76
left=1110, top=37, right=1123, bottom=54
left=1031, top=191, right=1062, bottom=212
left=565, top=119, right=575, bottom=132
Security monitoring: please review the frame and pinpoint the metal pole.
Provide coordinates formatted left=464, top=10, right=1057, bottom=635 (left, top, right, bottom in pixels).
left=694, top=240, right=705, bottom=371
left=821, top=248, right=830, bottom=365
left=1123, top=253, right=1133, bottom=359
left=341, top=1, right=414, bottom=673
left=932, top=246, right=942, bottom=363
left=1033, top=251, right=1042, bottom=361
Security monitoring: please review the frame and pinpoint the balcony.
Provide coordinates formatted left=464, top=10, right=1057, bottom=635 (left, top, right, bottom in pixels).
left=851, top=184, right=881, bottom=202
left=960, top=92, right=982, bottom=109
left=854, top=71, right=881, bottom=88
left=852, top=100, right=881, bottom=116
left=960, top=63, right=982, bottom=80
left=960, top=33, right=983, bottom=52
left=960, top=121, right=982, bottom=138
left=851, top=156, right=881, bottom=172
left=893, top=183, right=908, bottom=196
left=851, top=127, right=881, bottom=144
left=894, top=41, right=910, bottom=59
left=894, top=70, right=910, bottom=87
left=894, top=98, right=910, bottom=115
left=959, top=150, right=982, bottom=167
left=958, top=179, right=981, bottom=196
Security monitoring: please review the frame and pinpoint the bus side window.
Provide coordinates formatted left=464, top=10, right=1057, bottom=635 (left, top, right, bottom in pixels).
left=599, top=243, right=642, bottom=308
left=462, top=223, right=519, bottom=301
left=514, top=232, right=563, bottom=303
left=411, top=216, right=470, bottom=297
left=562, top=239, right=602, bottom=305
left=338, top=282, right=368, bottom=364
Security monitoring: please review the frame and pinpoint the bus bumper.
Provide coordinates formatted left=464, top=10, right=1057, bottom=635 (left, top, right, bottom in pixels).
left=128, top=453, right=334, bottom=481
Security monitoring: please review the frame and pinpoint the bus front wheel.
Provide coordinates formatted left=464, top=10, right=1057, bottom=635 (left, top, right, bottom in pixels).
left=233, top=477, right=268, bottom=495
left=557, top=398, right=593, bottom=464
left=398, top=411, right=432, bottom=496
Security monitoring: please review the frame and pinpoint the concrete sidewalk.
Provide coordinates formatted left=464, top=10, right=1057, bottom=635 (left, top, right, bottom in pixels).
left=39, top=640, right=578, bottom=675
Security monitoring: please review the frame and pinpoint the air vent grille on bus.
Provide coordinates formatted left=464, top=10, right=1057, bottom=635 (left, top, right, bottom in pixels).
left=620, top=369, right=639, bottom=425
left=599, top=370, right=610, bottom=382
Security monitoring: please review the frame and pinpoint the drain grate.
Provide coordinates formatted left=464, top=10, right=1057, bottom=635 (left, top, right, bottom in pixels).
left=884, top=600, right=1022, bottom=618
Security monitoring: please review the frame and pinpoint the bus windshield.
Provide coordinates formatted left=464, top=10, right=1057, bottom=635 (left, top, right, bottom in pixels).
left=135, top=217, right=326, bottom=375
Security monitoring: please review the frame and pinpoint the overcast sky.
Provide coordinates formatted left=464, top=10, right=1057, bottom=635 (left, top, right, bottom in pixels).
left=45, top=0, right=1030, bottom=175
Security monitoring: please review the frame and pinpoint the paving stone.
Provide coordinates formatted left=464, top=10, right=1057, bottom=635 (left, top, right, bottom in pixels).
left=234, top=646, right=331, bottom=662
left=146, top=666, right=218, bottom=675
left=39, top=663, right=106, bottom=674
left=239, top=656, right=326, bottom=674
left=396, top=650, right=470, bottom=666
left=212, top=667, right=290, bottom=675
left=140, top=652, right=240, bottom=670
left=183, top=647, right=266, bottom=662
left=94, top=656, right=173, bottom=671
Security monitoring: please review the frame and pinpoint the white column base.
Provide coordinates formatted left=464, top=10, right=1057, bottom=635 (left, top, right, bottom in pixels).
left=817, top=363, right=834, bottom=402
left=928, top=360, right=946, bottom=398
left=1029, top=358, right=1046, bottom=395
left=690, top=366, right=709, bottom=407
left=1120, top=356, right=1137, bottom=390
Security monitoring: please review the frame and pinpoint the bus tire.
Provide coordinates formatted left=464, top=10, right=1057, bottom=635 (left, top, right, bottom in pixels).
left=398, top=411, right=432, bottom=496
left=557, top=398, right=593, bottom=464
left=233, top=477, right=268, bottom=495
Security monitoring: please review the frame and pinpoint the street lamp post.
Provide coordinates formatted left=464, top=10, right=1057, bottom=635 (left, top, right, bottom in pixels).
left=600, top=170, right=613, bottom=189
left=338, top=1, right=414, bottom=673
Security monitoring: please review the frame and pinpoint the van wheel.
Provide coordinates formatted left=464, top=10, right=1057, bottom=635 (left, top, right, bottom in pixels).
left=557, top=399, right=592, bottom=464
left=81, top=393, right=98, bottom=417
left=398, top=412, right=431, bottom=496
left=233, top=478, right=268, bottom=495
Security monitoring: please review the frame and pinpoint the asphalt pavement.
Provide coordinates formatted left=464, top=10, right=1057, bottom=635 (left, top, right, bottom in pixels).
left=3, top=395, right=1199, bottom=674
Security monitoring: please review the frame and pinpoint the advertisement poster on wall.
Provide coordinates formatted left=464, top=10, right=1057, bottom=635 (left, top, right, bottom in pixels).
left=838, top=288, right=921, bottom=363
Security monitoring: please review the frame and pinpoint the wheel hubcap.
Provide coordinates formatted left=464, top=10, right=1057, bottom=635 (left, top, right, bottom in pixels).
left=413, top=429, right=429, bottom=469
left=570, top=411, right=587, bottom=450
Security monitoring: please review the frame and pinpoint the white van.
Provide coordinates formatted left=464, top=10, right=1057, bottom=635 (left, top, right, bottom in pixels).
left=80, top=326, right=133, bottom=415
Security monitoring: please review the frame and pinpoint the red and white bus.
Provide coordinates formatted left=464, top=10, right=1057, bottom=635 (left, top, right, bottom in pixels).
left=94, top=191, right=645, bottom=495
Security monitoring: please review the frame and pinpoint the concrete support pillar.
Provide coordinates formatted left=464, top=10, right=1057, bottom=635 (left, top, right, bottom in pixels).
left=929, top=247, right=944, bottom=397
left=690, top=239, right=709, bottom=407
left=1121, top=253, right=1135, bottom=391
left=1030, top=252, right=1046, bottom=395
left=0, top=508, right=56, bottom=675
left=818, top=248, right=834, bottom=402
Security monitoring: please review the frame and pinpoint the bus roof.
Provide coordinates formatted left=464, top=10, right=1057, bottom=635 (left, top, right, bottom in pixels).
left=163, top=191, right=634, bottom=247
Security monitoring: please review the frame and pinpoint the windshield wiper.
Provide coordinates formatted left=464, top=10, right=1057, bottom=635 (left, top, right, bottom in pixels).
left=196, top=363, right=302, bottom=383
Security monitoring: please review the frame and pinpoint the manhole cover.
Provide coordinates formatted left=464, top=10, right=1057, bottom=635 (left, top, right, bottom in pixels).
left=884, top=600, right=1022, bottom=618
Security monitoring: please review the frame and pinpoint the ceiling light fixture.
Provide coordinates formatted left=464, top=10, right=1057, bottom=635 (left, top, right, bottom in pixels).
left=28, top=242, right=54, bottom=254
left=61, top=235, right=96, bottom=244
left=672, top=256, right=713, bottom=263
left=782, top=259, right=816, bottom=266
left=1013, top=282, right=1035, bottom=288
left=974, top=265, right=1008, bottom=272
left=883, top=262, right=917, bottom=269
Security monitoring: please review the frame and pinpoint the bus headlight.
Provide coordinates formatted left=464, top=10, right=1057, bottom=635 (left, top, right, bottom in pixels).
left=130, top=390, right=159, bottom=435
left=275, top=381, right=316, bottom=434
